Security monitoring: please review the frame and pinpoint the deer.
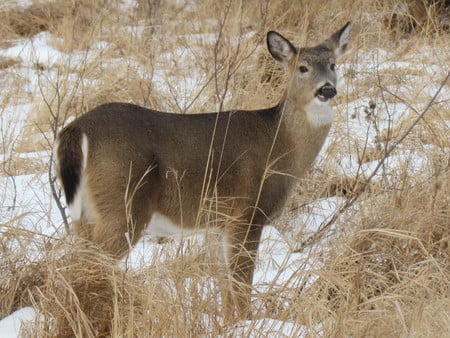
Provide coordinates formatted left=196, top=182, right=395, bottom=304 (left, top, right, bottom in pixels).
left=55, top=22, right=351, bottom=322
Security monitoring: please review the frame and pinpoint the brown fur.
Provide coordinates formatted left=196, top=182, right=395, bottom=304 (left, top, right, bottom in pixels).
left=55, top=22, right=351, bottom=322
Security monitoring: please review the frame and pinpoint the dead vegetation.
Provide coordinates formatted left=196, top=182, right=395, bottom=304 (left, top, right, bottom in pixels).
left=0, top=0, right=448, bottom=337
left=291, top=171, right=449, bottom=336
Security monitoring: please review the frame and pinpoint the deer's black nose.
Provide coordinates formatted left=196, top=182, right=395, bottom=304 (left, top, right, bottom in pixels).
left=316, top=84, right=337, bottom=100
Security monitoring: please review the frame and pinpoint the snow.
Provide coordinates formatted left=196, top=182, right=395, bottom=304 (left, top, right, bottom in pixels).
left=0, top=308, right=36, bottom=338
left=0, top=32, right=61, bottom=68
left=1, top=2, right=448, bottom=337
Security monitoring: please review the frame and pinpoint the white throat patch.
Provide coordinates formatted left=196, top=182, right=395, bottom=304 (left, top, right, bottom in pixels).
left=306, top=98, right=333, bottom=127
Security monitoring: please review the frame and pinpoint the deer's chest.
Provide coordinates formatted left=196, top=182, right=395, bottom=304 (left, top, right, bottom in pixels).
left=305, top=99, right=333, bottom=127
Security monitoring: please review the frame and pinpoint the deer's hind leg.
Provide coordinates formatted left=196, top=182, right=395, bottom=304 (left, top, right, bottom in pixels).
left=78, top=164, right=157, bottom=258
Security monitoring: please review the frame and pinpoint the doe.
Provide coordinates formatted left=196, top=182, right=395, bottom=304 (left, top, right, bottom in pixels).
left=55, top=22, right=351, bottom=321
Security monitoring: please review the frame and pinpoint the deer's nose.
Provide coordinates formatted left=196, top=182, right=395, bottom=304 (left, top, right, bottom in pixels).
left=315, top=83, right=337, bottom=101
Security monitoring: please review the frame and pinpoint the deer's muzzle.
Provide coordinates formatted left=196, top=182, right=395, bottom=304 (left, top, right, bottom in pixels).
left=315, top=84, right=337, bottom=102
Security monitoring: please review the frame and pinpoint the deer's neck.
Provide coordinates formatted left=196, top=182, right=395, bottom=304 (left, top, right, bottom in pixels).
left=271, top=95, right=332, bottom=178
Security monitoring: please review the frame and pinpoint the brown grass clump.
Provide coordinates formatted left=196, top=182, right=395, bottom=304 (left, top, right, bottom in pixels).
left=384, top=0, right=450, bottom=37
left=0, top=56, right=20, bottom=70
left=289, top=170, right=449, bottom=337
left=0, top=2, right=63, bottom=39
left=7, top=239, right=227, bottom=337
left=0, top=255, right=45, bottom=318
left=0, top=1, right=121, bottom=42
left=34, top=242, right=128, bottom=337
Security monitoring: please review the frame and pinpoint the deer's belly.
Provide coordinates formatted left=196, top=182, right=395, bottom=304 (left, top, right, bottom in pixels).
left=144, top=212, right=198, bottom=238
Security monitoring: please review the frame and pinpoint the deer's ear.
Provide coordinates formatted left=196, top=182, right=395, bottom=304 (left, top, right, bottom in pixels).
left=325, top=22, right=351, bottom=59
left=267, top=31, right=297, bottom=67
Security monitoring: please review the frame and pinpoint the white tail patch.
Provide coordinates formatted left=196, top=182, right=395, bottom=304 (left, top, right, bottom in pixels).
left=305, top=98, right=333, bottom=127
left=68, top=184, right=83, bottom=222
left=68, top=134, right=90, bottom=223
left=81, top=133, right=88, bottom=172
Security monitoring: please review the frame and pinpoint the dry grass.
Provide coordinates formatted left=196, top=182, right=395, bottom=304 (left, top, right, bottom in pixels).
left=0, top=0, right=449, bottom=337
left=291, top=172, right=449, bottom=336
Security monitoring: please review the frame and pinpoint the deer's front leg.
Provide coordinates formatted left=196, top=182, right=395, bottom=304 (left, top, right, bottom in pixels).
left=223, top=223, right=263, bottom=322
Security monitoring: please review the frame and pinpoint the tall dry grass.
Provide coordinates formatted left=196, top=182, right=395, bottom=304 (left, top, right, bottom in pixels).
left=0, top=0, right=448, bottom=337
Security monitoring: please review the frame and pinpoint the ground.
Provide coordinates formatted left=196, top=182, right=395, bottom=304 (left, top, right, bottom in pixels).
left=0, top=1, right=448, bottom=337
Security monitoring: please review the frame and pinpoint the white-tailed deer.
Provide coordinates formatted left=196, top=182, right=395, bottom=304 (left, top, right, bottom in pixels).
left=55, top=22, right=351, bottom=321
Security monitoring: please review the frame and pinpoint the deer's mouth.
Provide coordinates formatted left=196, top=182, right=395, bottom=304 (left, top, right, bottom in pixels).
left=315, top=94, right=330, bottom=102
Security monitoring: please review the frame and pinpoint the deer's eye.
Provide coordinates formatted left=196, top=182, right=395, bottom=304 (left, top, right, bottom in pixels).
left=330, top=63, right=336, bottom=71
left=299, top=66, right=309, bottom=73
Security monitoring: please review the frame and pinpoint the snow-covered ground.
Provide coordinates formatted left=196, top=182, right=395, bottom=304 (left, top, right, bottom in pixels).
left=0, top=308, right=36, bottom=338
left=0, top=28, right=332, bottom=334
left=0, top=2, right=448, bottom=336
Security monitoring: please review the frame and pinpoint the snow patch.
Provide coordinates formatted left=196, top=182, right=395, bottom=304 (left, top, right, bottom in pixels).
left=0, top=307, right=36, bottom=338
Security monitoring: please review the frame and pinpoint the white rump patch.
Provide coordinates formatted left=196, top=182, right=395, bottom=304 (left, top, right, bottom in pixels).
left=145, top=212, right=197, bottom=238
left=305, top=98, right=333, bottom=127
